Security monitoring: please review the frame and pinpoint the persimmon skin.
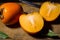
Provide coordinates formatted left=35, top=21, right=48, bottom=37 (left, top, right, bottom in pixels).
left=6, top=13, right=21, bottom=25
left=19, top=12, right=44, bottom=34
left=0, top=2, right=23, bottom=25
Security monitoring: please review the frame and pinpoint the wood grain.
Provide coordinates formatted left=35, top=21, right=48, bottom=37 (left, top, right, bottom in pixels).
left=0, top=3, right=60, bottom=40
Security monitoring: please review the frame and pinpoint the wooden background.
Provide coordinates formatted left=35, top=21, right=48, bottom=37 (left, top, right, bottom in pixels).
left=0, top=3, right=60, bottom=40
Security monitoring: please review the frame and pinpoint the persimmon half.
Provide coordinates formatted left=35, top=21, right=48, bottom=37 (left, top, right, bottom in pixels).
left=19, top=12, right=44, bottom=34
left=39, top=2, right=60, bottom=21
left=0, top=2, right=23, bottom=25
left=55, top=3, right=60, bottom=14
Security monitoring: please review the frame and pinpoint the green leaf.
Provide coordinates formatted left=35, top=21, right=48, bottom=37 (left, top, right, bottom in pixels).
left=0, top=31, right=9, bottom=39
left=47, top=30, right=58, bottom=37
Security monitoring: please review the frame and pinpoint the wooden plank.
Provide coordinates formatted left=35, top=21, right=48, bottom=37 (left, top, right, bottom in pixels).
left=0, top=3, right=60, bottom=40
left=0, top=3, right=39, bottom=40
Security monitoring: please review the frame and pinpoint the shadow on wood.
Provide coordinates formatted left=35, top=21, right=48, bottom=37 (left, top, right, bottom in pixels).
left=48, top=15, right=60, bottom=25
left=6, top=22, right=20, bottom=28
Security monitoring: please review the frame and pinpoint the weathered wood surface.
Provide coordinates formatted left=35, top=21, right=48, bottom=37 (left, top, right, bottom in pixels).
left=0, top=3, right=60, bottom=40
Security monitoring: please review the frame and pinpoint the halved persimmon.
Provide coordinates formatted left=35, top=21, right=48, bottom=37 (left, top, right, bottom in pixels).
left=39, top=2, right=60, bottom=21
left=55, top=3, right=60, bottom=14
left=19, top=12, right=44, bottom=34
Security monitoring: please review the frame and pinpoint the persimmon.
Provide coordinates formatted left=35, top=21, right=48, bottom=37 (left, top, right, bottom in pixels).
left=19, top=12, right=44, bottom=34
left=39, top=2, right=60, bottom=21
left=55, top=3, right=60, bottom=14
left=0, top=2, right=23, bottom=25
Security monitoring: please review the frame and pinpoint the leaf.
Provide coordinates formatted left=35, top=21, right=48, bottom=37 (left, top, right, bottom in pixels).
left=47, top=30, right=58, bottom=37
left=0, top=31, right=9, bottom=39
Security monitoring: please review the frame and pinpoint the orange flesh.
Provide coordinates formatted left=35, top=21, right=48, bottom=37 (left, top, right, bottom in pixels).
left=55, top=3, right=60, bottom=14
left=40, top=2, right=60, bottom=21
left=19, top=12, right=44, bottom=34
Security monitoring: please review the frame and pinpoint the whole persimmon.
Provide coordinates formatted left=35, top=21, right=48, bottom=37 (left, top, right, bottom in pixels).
left=19, top=12, right=44, bottom=34
left=0, top=2, right=23, bottom=25
left=39, top=2, right=60, bottom=21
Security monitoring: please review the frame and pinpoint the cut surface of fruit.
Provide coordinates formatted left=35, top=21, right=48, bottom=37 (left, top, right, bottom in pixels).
left=40, top=2, right=60, bottom=21
left=19, top=12, right=44, bottom=34
left=55, top=3, right=60, bottom=14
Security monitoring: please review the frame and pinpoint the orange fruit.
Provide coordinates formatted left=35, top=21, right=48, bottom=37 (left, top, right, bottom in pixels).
left=0, top=2, right=23, bottom=25
left=39, top=2, right=60, bottom=21
left=19, top=12, right=44, bottom=34
left=55, top=3, right=60, bottom=14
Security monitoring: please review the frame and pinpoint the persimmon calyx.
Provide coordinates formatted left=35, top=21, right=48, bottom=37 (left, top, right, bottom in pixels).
left=0, top=8, right=4, bottom=19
